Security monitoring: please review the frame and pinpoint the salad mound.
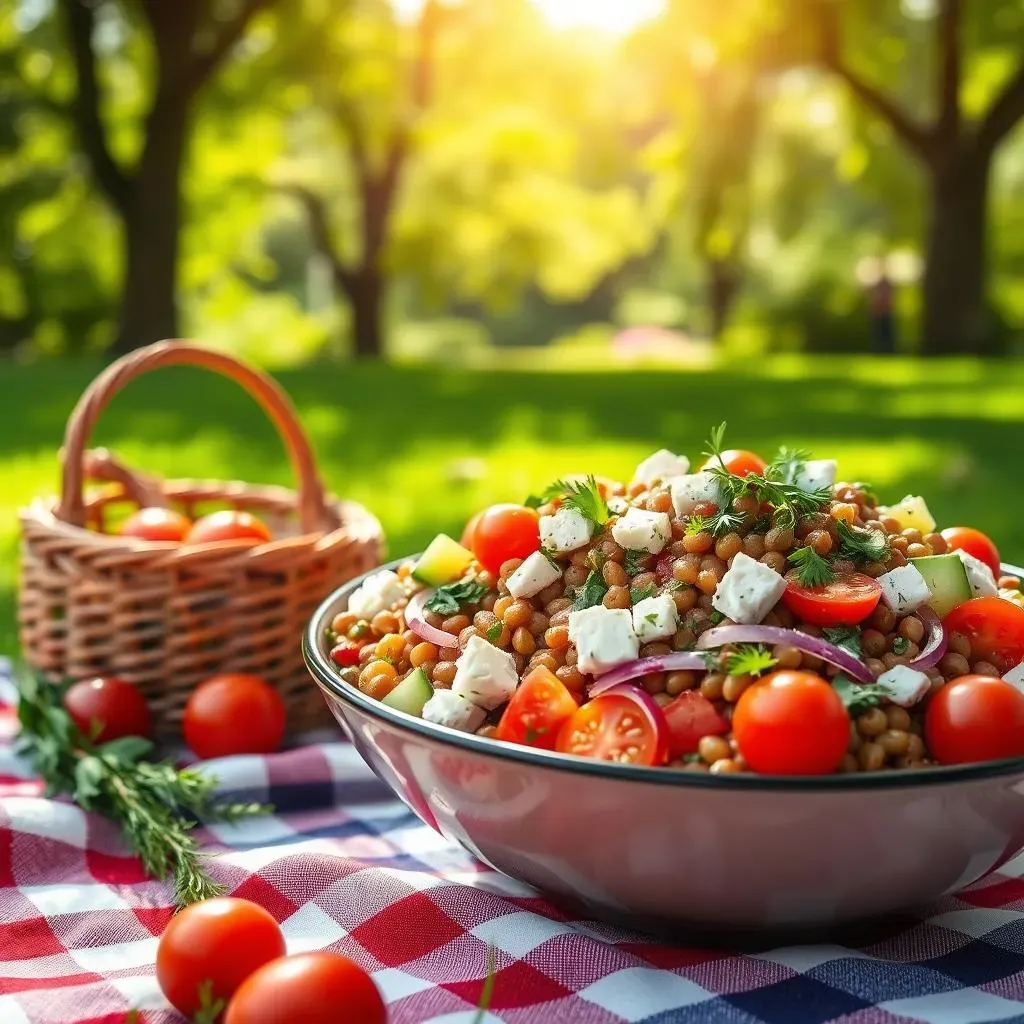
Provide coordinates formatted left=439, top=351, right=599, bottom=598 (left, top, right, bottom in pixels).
left=325, top=427, right=1024, bottom=775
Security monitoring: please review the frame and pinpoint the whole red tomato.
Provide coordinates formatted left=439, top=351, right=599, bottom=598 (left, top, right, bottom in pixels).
left=120, top=507, right=192, bottom=542
left=156, top=898, right=285, bottom=1019
left=470, top=504, right=540, bottom=574
left=701, top=449, right=767, bottom=477
left=184, top=674, right=285, bottom=759
left=925, top=675, right=1024, bottom=765
left=225, top=952, right=386, bottom=1024
left=187, top=511, right=272, bottom=545
left=64, top=677, right=151, bottom=743
left=941, top=527, right=1001, bottom=579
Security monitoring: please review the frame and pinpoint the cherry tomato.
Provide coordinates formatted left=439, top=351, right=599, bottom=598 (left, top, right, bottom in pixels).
left=925, top=675, right=1024, bottom=765
left=496, top=666, right=579, bottom=749
left=64, top=677, right=151, bottom=743
left=556, top=692, right=667, bottom=766
left=470, top=504, right=540, bottom=574
left=225, top=952, right=385, bottom=1024
left=330, top=642, right=362, bottom=667
left=702, top=450, right=767, bottom=477
left=941, top=527, right=1001, bottom=579
left=460, top=511, right=483, bottom=549
left=782, top=572, right=883, bottom=627
left=156, top=897, right=285, bottom=1019
left=944, top=597, right=1024, bottom=675
left=732, top=671, right=849, bottom=775
left=662, top=691, right=729, bottom=757
left=120, top=507, right=192, bottom=542
left=187, top=510, right=272, bottom=545
left=184, top=674, right=285, bottom=759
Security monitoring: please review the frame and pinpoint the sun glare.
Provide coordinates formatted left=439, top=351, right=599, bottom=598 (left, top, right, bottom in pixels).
left=529, top=0, right=666, bottom=34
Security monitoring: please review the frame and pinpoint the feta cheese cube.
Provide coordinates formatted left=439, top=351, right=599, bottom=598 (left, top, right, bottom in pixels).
left=348, top=569, right=406, bottom=621
left=877, top=565, right=931, bottom=615
left=452, top=634, right=519, bottom=710
left=607, top=495, right=630, bottom=515
left=670, top=472, right=723, bottom=517
left=632, top=594, right=678, bottom=642
left=633, top=449, right=690, bottom=487
left=876, top=665, right=931, bottom=708
left=568, top=606, right=639, bottom=676
left=955, top=549, right=998, bottom=598
left=611, top=507, right=672, bottom=554
left=711, top=553, right=787, bottom=624
left=539, top=507, right=593, bottom=553
left=507, top=551, right=562, bottom=600
left=794, top=459, right=837, bottom=493
left=422, top=690, right=486, bottom=732
left=1003, top=660, right=1024, bottom=692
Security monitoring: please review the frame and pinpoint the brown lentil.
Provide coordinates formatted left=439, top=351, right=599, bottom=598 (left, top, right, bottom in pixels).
left=857, top=707, right=888, bottom=737
left=683, top=531, right=714, bottom=554
left=972, top=660, right=1001, bottom=677
left=699, top=735, right=732, bottom=764
left=761, top=551, right=787, bottom=573
left=710, top=758, right=742, bottom=774
left=700, top=673, right=725, bottom=700
left=722, top=674, right=753, bottom=703
left=666, top=671, right=698, bottom=695
left=939, top=652, right=971, bottom=678
left=603, top=560, right=629, bottom=587
left=765, top=526, right=795, bottom=552
left=433, top=661, right=457, bottom=687
left=603, top=585, right=632, bottom=609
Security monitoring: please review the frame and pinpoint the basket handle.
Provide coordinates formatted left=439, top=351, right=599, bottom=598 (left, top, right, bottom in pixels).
left=58, top=340, right=338, bottom=533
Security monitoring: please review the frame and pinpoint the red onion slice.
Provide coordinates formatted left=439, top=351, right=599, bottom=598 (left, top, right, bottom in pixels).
left=908, top=606, right=947, bottom=671
left=589, top=652, right=709, bottom=697
left=405, top=588, right=459, bottom=649
left=697, top=624, right=875, bottom=684
left=594, top=684, right=670, bottom=765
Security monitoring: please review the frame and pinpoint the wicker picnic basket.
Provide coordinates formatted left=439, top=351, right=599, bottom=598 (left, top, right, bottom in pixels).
left=18, top=340, right=384, bottom=738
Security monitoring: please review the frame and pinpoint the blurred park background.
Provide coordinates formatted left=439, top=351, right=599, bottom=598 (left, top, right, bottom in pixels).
left=1, top=0, right=1023, bottom=651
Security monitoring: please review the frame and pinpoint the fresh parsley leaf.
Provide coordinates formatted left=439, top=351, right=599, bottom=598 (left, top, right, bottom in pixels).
left=425, top=579, right=488, bottom=617
left=540, top=546, right=561, bottom=570
left=644, top=611, right=659, bottom=625
left=708, top=610, right=725, bottom=625
left=630, top=583, right=657, bottom=604
left=789, top=545, right=837, bottom=588
left=822, top=625, right=863, bottom=657
left=836, top=521, right=889, bottom=564
left=524, top=481, right=567, bottom=509
left=623, top=549, right=649, bottom=575
left=556, top=475, right=610, bottom=527
left=485, top=621, right=503, bottom=643
left=725, top=644, right=778, bottom=677
left=832, top=674, right=887, bottom=716
left=892, top=635, right=910, bottom=655
left=572, top=570, right=608, bottom=610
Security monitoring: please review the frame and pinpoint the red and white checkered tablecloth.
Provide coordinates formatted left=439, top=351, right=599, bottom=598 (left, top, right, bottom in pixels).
left=3, top=658, right=1024, bottom=1024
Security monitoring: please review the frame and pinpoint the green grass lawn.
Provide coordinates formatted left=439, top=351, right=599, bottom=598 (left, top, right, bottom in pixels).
left=3, top=352, right=1024, bottom=656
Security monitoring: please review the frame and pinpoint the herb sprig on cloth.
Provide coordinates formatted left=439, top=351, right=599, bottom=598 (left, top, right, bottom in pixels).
left=15, top=670, right=268, bottom=907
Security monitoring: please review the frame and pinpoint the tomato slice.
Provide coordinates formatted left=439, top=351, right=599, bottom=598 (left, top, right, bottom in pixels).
left=662, top=691, right=728, bottom=756
left=556, top=692, right=667, bottom=766
left=496, top=667, right=578, bottom=750
left=941, top=527, right=1001, bottom=579
left=944, top=597, right=1024, bottom=674
left=782, top=572, right=882, bottom=627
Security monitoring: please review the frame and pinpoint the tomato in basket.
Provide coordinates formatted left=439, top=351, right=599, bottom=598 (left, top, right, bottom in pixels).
left=187, top=510, right=272, bottom=545
left=120, top=507, right=193, bottom=542
left=183, top=674, right=285, bottom=759
left=64, top=677, right=152, bottom=743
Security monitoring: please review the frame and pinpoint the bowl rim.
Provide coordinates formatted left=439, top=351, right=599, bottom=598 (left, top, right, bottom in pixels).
left=303, top=556, right=1024, bottom=792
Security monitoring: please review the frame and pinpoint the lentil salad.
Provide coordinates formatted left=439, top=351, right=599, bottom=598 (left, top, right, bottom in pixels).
left=324, top=427, right=1024, bottom=776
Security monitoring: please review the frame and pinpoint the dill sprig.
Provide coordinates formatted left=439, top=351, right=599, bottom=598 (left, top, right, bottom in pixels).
left=725, top=644, right=778, bottom=677
left=789, top=545, right=837, bottom=588
left=15, top=671, right=269, bottom=908
left=526, top=476, right=610, bottom=527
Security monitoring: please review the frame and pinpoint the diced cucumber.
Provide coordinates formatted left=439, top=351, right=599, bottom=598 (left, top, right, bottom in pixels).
left=382, top=668, right=434, bottom=717
left=412, top=534, right=474, bottom=586
left=910, top=553, right=972, bottom=617
left=881, top=495, right=936, bottom=535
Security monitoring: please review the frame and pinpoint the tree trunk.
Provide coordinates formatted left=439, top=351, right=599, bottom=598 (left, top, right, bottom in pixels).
left=707, top=258, right=740, bottom=341
left=348, top=268, right=384, bottom=358
left=112, top=94, right=190, bottom=354
left=919, top=155, right=991, bottom=356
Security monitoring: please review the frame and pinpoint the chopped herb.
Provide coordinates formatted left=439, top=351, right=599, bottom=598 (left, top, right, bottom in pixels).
left=708, top=609, right=725, bottom=625
left=425, top=579, right=488, bottom=617
left=686, top=514, right=711, bottom=537
left=770, top=446, right=812, bottom=485
left=348, top=621, right=369, bottom=639
left=524, top=481, right=566, bottom=509
left=709, top=510, right=746, bottom=537
left=892, top=635, right=910, bottom=655
left=540, top=546, right=561, bottom=569
left=572, top=570, right=608, bottom=611
left=836, top=521, right=889, bottom=564
left=725, top=644, right=778, bottom=677
left=683, top=752, right=703, bottom=764
left=485, top=621, right=503, bottom=643
left=586, top=548, right=607, bottom=571
left=530, top=476, right=609, bottom=527
left=700, top=650, right=725, bottom=672
left=630, top=583, right=657, bottom=604
left=789, top=545, right=837, bottom=588
left=644, top=612, right=659, bottom=625
left=702, top=421, right=730, bottom=470
left=665, top=579, right=686, bottom=592
left=832, top=674, right=887, bottom=716
left=624, top=549, right=649, bottom=575
left=822, top=625, right=863, bottom=657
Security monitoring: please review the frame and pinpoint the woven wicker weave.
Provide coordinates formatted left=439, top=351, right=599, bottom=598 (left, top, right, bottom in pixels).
left=18, top=341, right=383, bottom=738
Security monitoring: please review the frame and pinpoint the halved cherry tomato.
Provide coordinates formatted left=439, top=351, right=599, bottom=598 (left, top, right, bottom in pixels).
left=470, top=504, right=540, bottom=574
left=497, top=667, right=578, bottom=750
left=925, top=675, right=1024, bottom=765
left=941, top=527, right=1001, bottom=579
left=782, top=572, right=882, bottom=627
left=64, top=677, right=151, bottom=743
left=944, top=597, right=1024, bottom=675
left=556, top=692, right=667, bottom=766
left=662, top=691, right=728, bottom=757
left=225, top=952, right=385, bottom=1024
left=732, top=670, right=849, bottom=775
left=183, top=674, right=286, bottom=759
left=120, top=507, right=192, bottom=542
left=702, top=450, right=767, bottom=477
left=187, top=510, right=272, bottom=545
